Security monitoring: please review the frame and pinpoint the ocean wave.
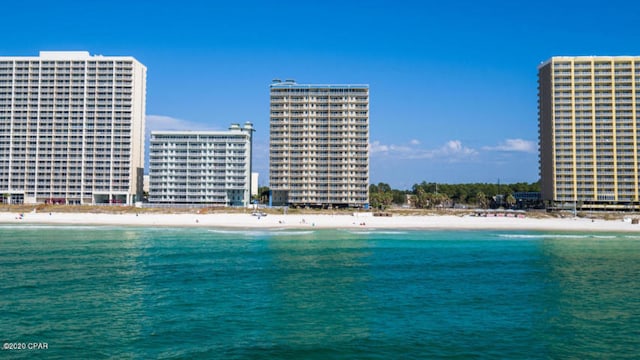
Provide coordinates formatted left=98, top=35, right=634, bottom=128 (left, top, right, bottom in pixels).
left=270, top=230, right=315, bottom=236
left=207, top=229, right=315, bottom=237
left=344, top=230, right=408, bottom=235
left=498, top=234, right=591, bottom=239
left=498, top=233, right=624, bottom=240
left=346, top=231, right=376, bottom=235
left=0, top=225, right=105, bottom=231
left=207, top=229, right=268, bottom=237
left=592, top=235, right=617, bottom=239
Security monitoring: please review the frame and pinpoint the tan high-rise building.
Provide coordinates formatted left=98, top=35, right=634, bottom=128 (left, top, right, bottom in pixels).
left=0, top=51, right=146, bottom=205
left=538, top=56, right=640, bottom=210
left=269, top=80, right=369, bottom=207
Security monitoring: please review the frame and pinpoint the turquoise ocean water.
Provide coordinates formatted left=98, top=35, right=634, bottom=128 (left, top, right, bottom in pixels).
left=1, top=225, right=639, bottom=359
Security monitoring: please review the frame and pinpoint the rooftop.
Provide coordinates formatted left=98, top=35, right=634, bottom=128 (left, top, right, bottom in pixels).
left=270, top=79, right=368, bottom=89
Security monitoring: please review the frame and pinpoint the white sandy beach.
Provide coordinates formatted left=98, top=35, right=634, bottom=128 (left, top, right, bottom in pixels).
left=1, top=211, right=639, bottom=232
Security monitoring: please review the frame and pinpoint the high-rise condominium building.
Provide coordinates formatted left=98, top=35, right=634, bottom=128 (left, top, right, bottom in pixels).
left=0, top=51, right=146, bottom=205
left=149, top=123, right=254, bottom=206
left=269, top=80, right=369, bottom=207
left=538, top=56, right=640, bottom=210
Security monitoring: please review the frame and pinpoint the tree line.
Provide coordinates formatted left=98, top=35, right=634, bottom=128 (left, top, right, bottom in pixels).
left=370, top=181, right=540, bottom=209
left=255, top=181, right=540, bottom=209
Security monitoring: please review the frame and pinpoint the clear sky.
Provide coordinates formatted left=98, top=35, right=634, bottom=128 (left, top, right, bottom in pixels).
left=2, top=0, right=639, bottom=189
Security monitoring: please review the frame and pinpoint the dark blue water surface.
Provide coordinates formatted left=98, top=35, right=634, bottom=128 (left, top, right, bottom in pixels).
left=1, top=226, right=639, bottom=359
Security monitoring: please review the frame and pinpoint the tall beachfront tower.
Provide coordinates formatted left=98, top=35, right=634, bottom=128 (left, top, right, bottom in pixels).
left=269, top=80, right=369, bottom=208
left=0, top=51, right=146, bottom=205
left=538, top=56, right=640, bottom=210
left=149, top=123, right=254, bottom=207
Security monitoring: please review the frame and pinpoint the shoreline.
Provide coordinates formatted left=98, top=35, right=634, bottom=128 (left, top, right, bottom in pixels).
left=1, top=211, right=640, bottom=233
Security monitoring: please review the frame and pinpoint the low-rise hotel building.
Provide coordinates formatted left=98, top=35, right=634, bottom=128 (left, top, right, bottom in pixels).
left=269, top=80, right=369, bottom=207
left=539, top=56, right=640, bottom=210
left=148, top=123, right=254, bottom=206
left=0, top=51, right=146, bottom=205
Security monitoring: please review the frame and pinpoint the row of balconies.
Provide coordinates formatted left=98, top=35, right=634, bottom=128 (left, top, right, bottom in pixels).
left=150, top=147, right=246, bottom=152
left=3, top=182, right=130, bottom=190
left=554, top=190, right=638, bottom=197
left=271, top=134, right=368, bottom=141
left=270, top=147, right=368, bottom=153
left=217, top=155, right=367, bottom=161
left=271, top=180, right=368, bottom=186
left=553, top=92, right=638, bottom=103
left=288, top=198, right=367, bottom=203
left=555, top=173, right=640, bottom=181
left=286, top=190, right=369, bottom=195
left=149, top=184, right=242, bottom=191
left=289, top=193, right=368, bottom=198
left=288, top=195, right=368, bottom=200
left=270, top=113, right=369, bottom=117
left=149, top=158, right=247, bottom=164
left=553, top=63, right=639, bottom=70
left=275, top=129, right=370, bottom=135
left=270, top=167, right=368, bottom=172
left=271, top=110, right=367, bottom=116
left=276, top=167, right=365, bottom=173
left=270, top=157, right=368, bottom=163
left=269, top=94, right=368, bottom=100
left=147, top=191, right=232, bottom=196
left=150, top=169, right=247, bottom=175
left=274, top=124, right=368, bottom=130
left=2, top=66, right=134, bottom=72
left=271, top=147, right=368, bottom=153
left=271, top=103, right=369, bottom=109
left=271, top=118, right=368, bottom=124
left=271, top=143, right=368, bottom=149
left=150, top=167, right=242, bottom=173
left=269, top=101, right=368, bottom=107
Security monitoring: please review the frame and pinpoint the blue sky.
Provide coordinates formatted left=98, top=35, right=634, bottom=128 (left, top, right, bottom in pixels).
left=2, top=0, right=639, bottom=189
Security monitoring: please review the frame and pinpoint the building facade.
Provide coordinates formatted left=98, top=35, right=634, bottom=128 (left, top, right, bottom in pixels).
left=539, top=56, right=640, bottom=210
left=269, top=80, right=369, bottom=207
left=0, top=51, right=146, bottom=205
left=148, top=123, right=254, bottom=206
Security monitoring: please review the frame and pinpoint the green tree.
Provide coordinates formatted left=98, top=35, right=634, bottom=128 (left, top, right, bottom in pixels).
left=258, top=186, right=270, bottom=204
left=377, top=182, right=392, bottom=193
left=391, top=189, right=408, bottom=205
left=415, top=188, right=429, bottom=209
left=477, top=191, right=488, bottom=209
left=505, top=194, right=516, bottom=208
left=432, top=192, right=450, bottom=208
left=369, top=183, right=393, bottom=209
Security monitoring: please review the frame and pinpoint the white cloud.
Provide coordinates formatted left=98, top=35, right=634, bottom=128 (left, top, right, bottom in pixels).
left=146, top=114, right=220, bottom=134
left=370, top=140, right=415, bottom=155
left=370, top=140, right=390, bottom=153
left=483, top=139, right=536, bottom=153
left=438, top=140, right=477, bottom=156
left=371, top=139, right=478, bottom=161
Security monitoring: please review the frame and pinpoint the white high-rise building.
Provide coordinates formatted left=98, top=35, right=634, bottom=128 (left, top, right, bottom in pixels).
left=0, top=51, right=146, bottom=205
left=149, top=123, right=254, bottom=206
left=269, top=80, right=369, bottom=207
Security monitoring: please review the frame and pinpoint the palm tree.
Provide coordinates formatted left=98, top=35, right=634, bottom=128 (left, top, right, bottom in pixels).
left=505, top=194, right=516, bottom=209
left=476, top=191, right=488, bottom=209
